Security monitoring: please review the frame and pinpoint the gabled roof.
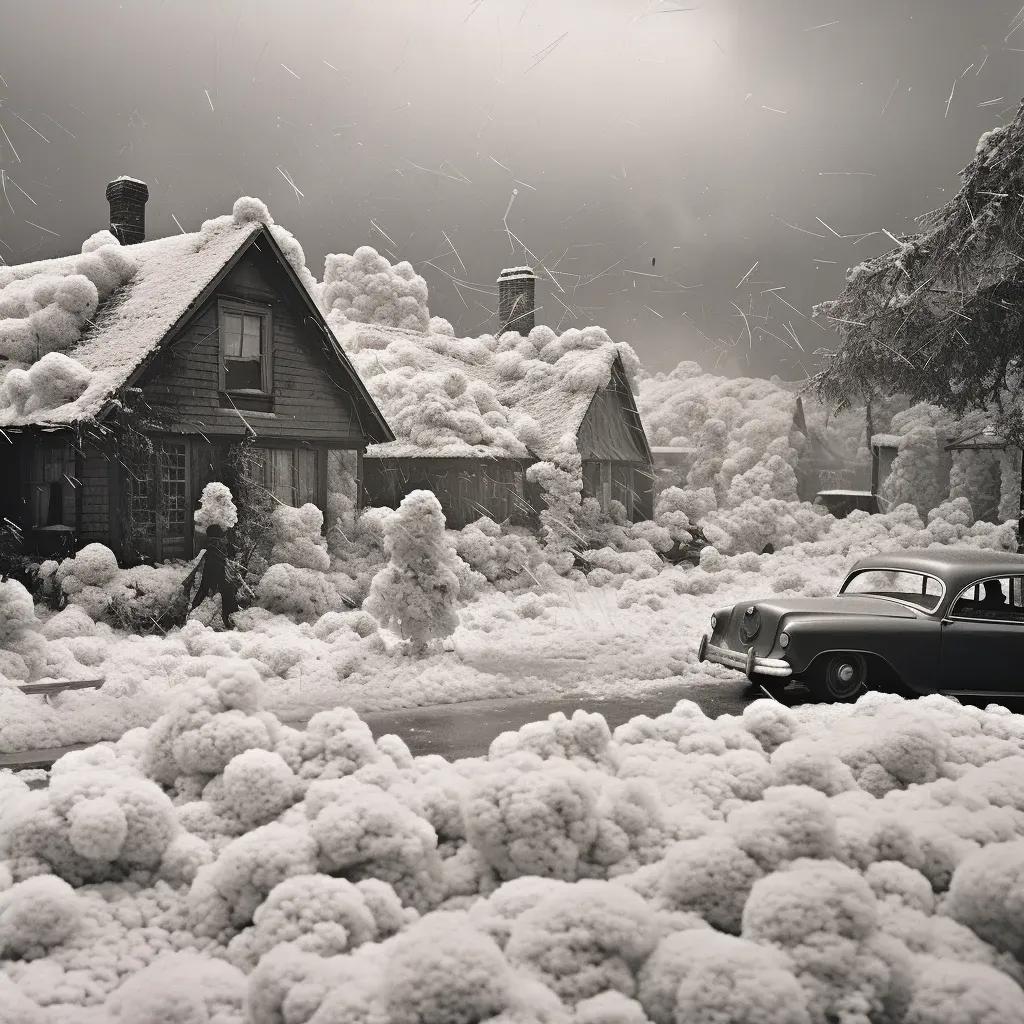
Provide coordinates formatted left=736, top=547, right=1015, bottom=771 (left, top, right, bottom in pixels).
left=333, top=320, right=648, bottom=462
left=0, top=214, right=393, bottom=443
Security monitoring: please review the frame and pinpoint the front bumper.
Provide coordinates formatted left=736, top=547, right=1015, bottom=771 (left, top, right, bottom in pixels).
left=697, top=634, right=793, bottom=679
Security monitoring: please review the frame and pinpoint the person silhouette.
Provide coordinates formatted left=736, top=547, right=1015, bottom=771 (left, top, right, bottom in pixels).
left=980, top=579, right=1006, bottom=608
left=183, top=524, right=239, bottom=627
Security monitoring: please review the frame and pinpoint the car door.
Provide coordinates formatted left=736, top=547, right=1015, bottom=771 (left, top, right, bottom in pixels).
left=940, top=575, right=1024, bottom=693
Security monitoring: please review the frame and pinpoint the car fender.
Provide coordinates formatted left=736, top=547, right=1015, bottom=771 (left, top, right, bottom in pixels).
left=778, top=615, right=939, bottom=691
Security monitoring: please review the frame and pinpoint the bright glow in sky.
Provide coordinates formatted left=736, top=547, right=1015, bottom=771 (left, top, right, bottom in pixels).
left=0, top=0, right=1020, bottom=378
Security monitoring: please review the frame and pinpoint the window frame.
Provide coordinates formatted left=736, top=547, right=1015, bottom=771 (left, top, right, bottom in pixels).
left=948, top=575, right=1024, bottom=625
left=838, top=567, right=946, bottom=613
left=121, top=438, right=191, bottom=562
left=217, top=298, right=272, bottom=395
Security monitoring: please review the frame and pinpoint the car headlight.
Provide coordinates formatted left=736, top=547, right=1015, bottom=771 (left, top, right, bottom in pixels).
left=779, top=631, right=790, bottom=648
left=710, top=614, right=717, bottom=630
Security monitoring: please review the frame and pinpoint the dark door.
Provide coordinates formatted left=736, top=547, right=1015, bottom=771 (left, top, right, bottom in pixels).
left=940, top=575, right=1024, bottom=693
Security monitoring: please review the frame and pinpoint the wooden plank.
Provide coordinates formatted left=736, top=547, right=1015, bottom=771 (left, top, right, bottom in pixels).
left=0, top=743, right=92, bottom=771
left=18, top=678, right=104, bottom=695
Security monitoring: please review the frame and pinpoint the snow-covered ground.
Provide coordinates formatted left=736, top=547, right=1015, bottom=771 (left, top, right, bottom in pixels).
left=2, top=500, right=1016, bottom=756
left=4, top=653, right=1024, bottom=1020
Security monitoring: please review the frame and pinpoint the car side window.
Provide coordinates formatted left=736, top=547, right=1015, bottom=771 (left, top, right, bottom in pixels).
left=951, top=576, right=1024, bottom=623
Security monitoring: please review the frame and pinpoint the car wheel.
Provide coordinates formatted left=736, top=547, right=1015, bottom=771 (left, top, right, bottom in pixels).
left=811, top=653, right=866, bottom=703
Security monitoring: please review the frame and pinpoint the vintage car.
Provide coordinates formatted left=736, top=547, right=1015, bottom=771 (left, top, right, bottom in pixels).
left=697, top=548, right=1024, bottom=702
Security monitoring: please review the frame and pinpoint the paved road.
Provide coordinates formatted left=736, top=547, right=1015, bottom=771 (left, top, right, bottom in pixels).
left=0, top=680, right=752, bottom=769
left=358, top=680, right=752, bottom=760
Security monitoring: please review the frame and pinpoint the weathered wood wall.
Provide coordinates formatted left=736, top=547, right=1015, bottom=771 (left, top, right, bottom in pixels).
left=363, top=457, right=537, bottom=528
left=138, top=245, right=365, bottom=445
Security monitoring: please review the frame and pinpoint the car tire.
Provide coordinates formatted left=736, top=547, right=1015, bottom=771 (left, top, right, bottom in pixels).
left=810, top=653, right=867, bottom=703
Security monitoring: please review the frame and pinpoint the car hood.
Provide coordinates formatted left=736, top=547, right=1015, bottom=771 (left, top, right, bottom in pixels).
left=721, top=594, right=923, bottom=655
left=736, top=596, right=921, bottom=620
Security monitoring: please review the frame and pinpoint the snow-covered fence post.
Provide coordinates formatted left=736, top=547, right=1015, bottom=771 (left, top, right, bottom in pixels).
left=364, top=490, right=461, bottom=655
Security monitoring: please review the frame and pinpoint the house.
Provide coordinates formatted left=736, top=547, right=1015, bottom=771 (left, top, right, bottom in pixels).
left=0, top=179, right=393, bottom=563
left=337, top=268, right=655, bottom=528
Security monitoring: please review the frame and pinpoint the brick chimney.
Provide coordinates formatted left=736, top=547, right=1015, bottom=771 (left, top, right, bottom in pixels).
left=105, top=176, right=149, bottom=245
left=497, top=266, right=537, bottom=336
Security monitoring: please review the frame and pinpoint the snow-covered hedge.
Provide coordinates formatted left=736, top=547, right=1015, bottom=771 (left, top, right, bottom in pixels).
left=4, top=669, right=1024, bottom=1019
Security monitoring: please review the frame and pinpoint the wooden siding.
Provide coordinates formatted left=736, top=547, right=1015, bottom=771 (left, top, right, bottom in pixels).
left=137, top=245, right=365, bottom=444
left=363, top=457, right=537, bottom=528
left=576, top=362, right=650, bottom=463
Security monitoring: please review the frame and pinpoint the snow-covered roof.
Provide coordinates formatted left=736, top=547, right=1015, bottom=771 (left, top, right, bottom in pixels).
left=332, top=320, right=645, bottom=462
left=0, top=198, right=392, bottom=442
left=0, top=221, right=262, bottom=427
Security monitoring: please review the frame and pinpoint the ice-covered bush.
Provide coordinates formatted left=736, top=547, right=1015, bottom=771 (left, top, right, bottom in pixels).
left=0, top=578, right=48, bottom=682
left=5, top=681, right=1024, bottom=1017
left=255, top=562, right=360, bottom=622
left=453, top=517, right=534, bottom=583
left=526, top=449, right=584, bottom=569
left=268, top=502, right=330, bottom=571
left=364, top=490, right=463, bottom=653
left=879, top=404, right=956, bottom=516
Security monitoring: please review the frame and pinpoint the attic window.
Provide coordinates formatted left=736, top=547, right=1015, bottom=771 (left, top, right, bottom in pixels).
left=218, top=300, right=271, bottom=393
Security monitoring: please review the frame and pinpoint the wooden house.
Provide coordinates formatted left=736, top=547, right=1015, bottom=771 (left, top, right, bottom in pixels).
left=0, top=179, right=393, bottom=563
left=337, top=269, right=655, bottom=528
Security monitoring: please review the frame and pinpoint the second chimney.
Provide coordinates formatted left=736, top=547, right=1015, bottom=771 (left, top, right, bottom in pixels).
left=106, top=176, right=149, bottom=245
left=497, top=266, right=537, bottom=337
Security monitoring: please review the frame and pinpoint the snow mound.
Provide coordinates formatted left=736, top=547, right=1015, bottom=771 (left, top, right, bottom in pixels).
left=322, top=244, right=430, bottom=332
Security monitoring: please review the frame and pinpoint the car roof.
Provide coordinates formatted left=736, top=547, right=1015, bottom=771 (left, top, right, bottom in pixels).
left=849, top=547, right=1024, bottom=589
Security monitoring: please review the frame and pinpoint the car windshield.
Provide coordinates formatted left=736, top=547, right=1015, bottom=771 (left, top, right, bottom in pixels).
left=839, top=568, right=943, bottom=611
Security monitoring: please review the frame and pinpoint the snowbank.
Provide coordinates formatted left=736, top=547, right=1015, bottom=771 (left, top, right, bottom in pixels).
left=2, top=670, right=1024, bottom=1019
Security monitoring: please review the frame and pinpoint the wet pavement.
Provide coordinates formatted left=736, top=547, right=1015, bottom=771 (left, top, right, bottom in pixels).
left=0, top=679, right=752, bottom=769
left=357, top=680, right=752, bottom=760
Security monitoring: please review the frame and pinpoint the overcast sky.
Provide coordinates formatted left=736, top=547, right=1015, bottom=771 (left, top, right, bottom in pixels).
left=0, top=0, right=1021, bottom=378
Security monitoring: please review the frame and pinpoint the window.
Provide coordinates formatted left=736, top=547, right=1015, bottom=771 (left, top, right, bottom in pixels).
left=219, top=302, right=270, bottom=393
left=951, top=576, right=1024, bottom=622
left=840, top=568, right=944, bottom=611
left=158, top=445, right=188, bottom=546
left=249, top=446, right=319, bottom=508
left=29, top=445, right=76, bottom=531
left=122, top=441, right=188, bottom=561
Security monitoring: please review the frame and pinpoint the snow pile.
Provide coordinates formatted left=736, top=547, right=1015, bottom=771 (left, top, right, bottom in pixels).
left=879, top=404, right=957, bottom=517
left=365, top=490, right=464, bottom=653
left=638, top=366, right=811, bottom=497
left=0, top=579, right=49, bottom=682
left=0, top=239, right=135, bottom=365
left=0, top=351, right=94, bottom=418
left=322, top=244, right=431, bottom=332
left=6, top=684, right=1024, bottom=1018
left=193, top=482, right=238, bottom=532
